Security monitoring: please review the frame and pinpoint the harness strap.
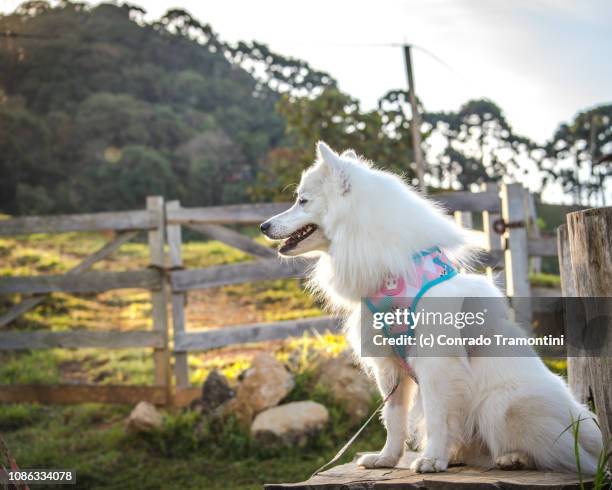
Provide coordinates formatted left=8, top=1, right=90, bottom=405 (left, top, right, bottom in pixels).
left=310, top=380, right=400, bottom=479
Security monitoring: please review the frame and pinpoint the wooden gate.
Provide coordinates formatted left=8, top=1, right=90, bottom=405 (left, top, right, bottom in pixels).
left=0, top=197, right=170, bottom=405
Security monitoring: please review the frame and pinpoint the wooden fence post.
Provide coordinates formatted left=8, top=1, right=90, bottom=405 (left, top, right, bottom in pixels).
left=566, top=207, right=612, bottom=446
left=147, top=196, right=170, bottom=402
left=527, top=193, right=542, bottom=275
left=454, top=210, right=473, bottom=229
left=500, top=183, right=531, bottom=326
left=166, top=200, right=189, bottom=391
left=558, top=224, right=591, bottom=405
left=481, top=183, right=505, bottom=291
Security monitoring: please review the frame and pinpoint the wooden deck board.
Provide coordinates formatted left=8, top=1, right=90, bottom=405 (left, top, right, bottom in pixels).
left=265, top=452, right=593, bottom=489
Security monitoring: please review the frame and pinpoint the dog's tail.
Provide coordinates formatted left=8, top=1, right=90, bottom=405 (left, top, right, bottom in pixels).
left=537, top=409, right=603, bottom=475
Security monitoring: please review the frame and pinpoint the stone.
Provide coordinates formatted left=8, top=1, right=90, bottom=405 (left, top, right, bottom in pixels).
left=126, top=401, right=163, bottom=433
left=251, top=401, right=329, bottom=447
left=314, top=351, right=376, bottom=424
left=201, top=370, right=234, bottom=414
left=225, top=353, right=294, bottom=426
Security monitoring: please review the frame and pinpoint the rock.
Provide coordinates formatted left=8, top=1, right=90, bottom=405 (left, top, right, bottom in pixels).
left=314, top=351, right=376, bottom=424
left=201, top=370, right=234, bottom=414
left=251, top=401, right=329, bottom=447
left=225, top=353, right=294, bottom=426
left=126, top=401, right=163, bottom=433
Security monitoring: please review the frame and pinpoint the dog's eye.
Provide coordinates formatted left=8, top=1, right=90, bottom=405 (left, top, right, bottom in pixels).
left=298, top=198, right=308, bottom=205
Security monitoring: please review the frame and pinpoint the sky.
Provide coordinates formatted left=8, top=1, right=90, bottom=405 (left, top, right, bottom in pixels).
left=1, top=0, right=610, bottom=143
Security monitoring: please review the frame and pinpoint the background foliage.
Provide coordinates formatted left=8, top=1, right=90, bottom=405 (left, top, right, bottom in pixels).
left=1, top=1, right=610, bottom=215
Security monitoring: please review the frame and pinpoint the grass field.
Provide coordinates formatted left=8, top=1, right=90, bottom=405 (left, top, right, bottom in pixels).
left=0, top=230, right=567, bottom=489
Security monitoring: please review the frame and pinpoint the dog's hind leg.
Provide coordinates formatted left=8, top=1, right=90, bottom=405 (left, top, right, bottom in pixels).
left=357, top=358, right=416, bottom=469
left=495, top=451, right=534, bottom=470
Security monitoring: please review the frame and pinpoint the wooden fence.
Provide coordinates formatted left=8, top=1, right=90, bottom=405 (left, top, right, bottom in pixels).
left=0, top=183, right=560, bottom=406
left=0, top=197, right=170, bottom=405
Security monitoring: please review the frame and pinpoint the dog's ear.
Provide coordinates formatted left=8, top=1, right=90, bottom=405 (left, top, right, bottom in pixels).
left=341, top=149, right=357, bottom=160
left=317, top=141, right=340, bottom=167
left=316, top=141, right=351, bottom=195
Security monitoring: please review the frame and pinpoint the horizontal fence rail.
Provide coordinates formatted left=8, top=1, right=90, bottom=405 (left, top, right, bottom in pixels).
left=175, top=317, right=339, bottom=352
left=433, top=189, right=501, bottom=213
left=165, top=190, right=502, bottom=226
left=0, top=269, right=162, bottom=295
left=170, top=259, right=309, bottom=292
left=0, top=330, right=165, bottom=350
left=167, top=203, right=290, bottom=225
left=0, top=384, right=168, bottom=406
left=528, top=236, right=558, bottom=257
left=0, top=209, right=157, bottom=236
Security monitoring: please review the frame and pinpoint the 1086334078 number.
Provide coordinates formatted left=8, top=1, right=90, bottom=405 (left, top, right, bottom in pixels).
left=3, top=470, right=76, bottom=485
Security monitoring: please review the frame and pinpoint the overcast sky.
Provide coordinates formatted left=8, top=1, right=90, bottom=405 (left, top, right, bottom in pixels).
left=2, top=0, right=611, bottom=144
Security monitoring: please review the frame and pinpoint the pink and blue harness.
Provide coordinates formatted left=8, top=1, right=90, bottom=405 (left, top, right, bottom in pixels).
left=365, top=246, right=458, bottom=362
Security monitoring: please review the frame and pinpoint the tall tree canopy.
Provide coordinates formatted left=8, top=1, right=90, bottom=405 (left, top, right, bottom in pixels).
left=424, top=100, right=538, bottom=191
left=541, top=105, right=612, bottom=206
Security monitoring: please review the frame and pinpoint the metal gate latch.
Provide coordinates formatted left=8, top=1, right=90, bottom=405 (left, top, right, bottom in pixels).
left=493, top=219, right=525, bottom=235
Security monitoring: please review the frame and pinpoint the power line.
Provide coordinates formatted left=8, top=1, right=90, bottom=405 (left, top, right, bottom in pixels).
left=276, top=40, right=459, bottom=74
left=409, top=43, right=458, bottom=75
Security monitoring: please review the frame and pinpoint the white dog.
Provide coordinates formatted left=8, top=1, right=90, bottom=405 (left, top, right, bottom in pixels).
left=260, top=142, right=603, bottom=474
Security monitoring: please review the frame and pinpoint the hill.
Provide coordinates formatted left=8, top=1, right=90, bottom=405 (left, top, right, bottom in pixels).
left=0, top=1, right=332, bottom=215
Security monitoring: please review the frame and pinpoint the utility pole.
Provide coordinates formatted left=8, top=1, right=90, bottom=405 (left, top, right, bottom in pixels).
left=403, top=44, right=426, bottom=193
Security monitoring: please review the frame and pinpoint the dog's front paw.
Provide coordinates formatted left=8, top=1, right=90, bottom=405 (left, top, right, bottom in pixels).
left=357, top=452, right=400, bottom=469
left=495, top=451, right=531, bottom=470
left=410, top=456, right=448, bottom=473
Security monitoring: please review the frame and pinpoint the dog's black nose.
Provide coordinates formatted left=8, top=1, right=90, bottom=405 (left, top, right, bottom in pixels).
left=260, top=221, right=271, bottom=233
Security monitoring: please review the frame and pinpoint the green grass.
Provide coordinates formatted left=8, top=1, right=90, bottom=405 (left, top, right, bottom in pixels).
left=530, top=272, right=561, bottom=289
left=0, top=350, right=61, bottom=384
left=562, top=414, right=611, bottom=490
left=0, top=365, right=385, bottom=490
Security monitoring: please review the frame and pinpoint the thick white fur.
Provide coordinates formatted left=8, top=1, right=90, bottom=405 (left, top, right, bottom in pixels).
left=262, top=142, right=603, bottom=474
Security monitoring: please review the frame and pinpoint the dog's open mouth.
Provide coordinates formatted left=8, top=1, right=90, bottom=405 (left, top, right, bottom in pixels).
left=279, top=224, right=318, bottom=253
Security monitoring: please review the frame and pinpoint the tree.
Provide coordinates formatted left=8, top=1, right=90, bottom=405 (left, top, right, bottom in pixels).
left=225, top=41, right=336, bottom=97
left=0, top=105, right=51, bottom=213
left=425, top=99, right=537, bottom=190
left=82, top=145, right=178, bottom=210
left=250, top=88, right=417, bottom=200
left=541, top=105, right=612, bottom=206
left=178, top=129, right=247, bottom=206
